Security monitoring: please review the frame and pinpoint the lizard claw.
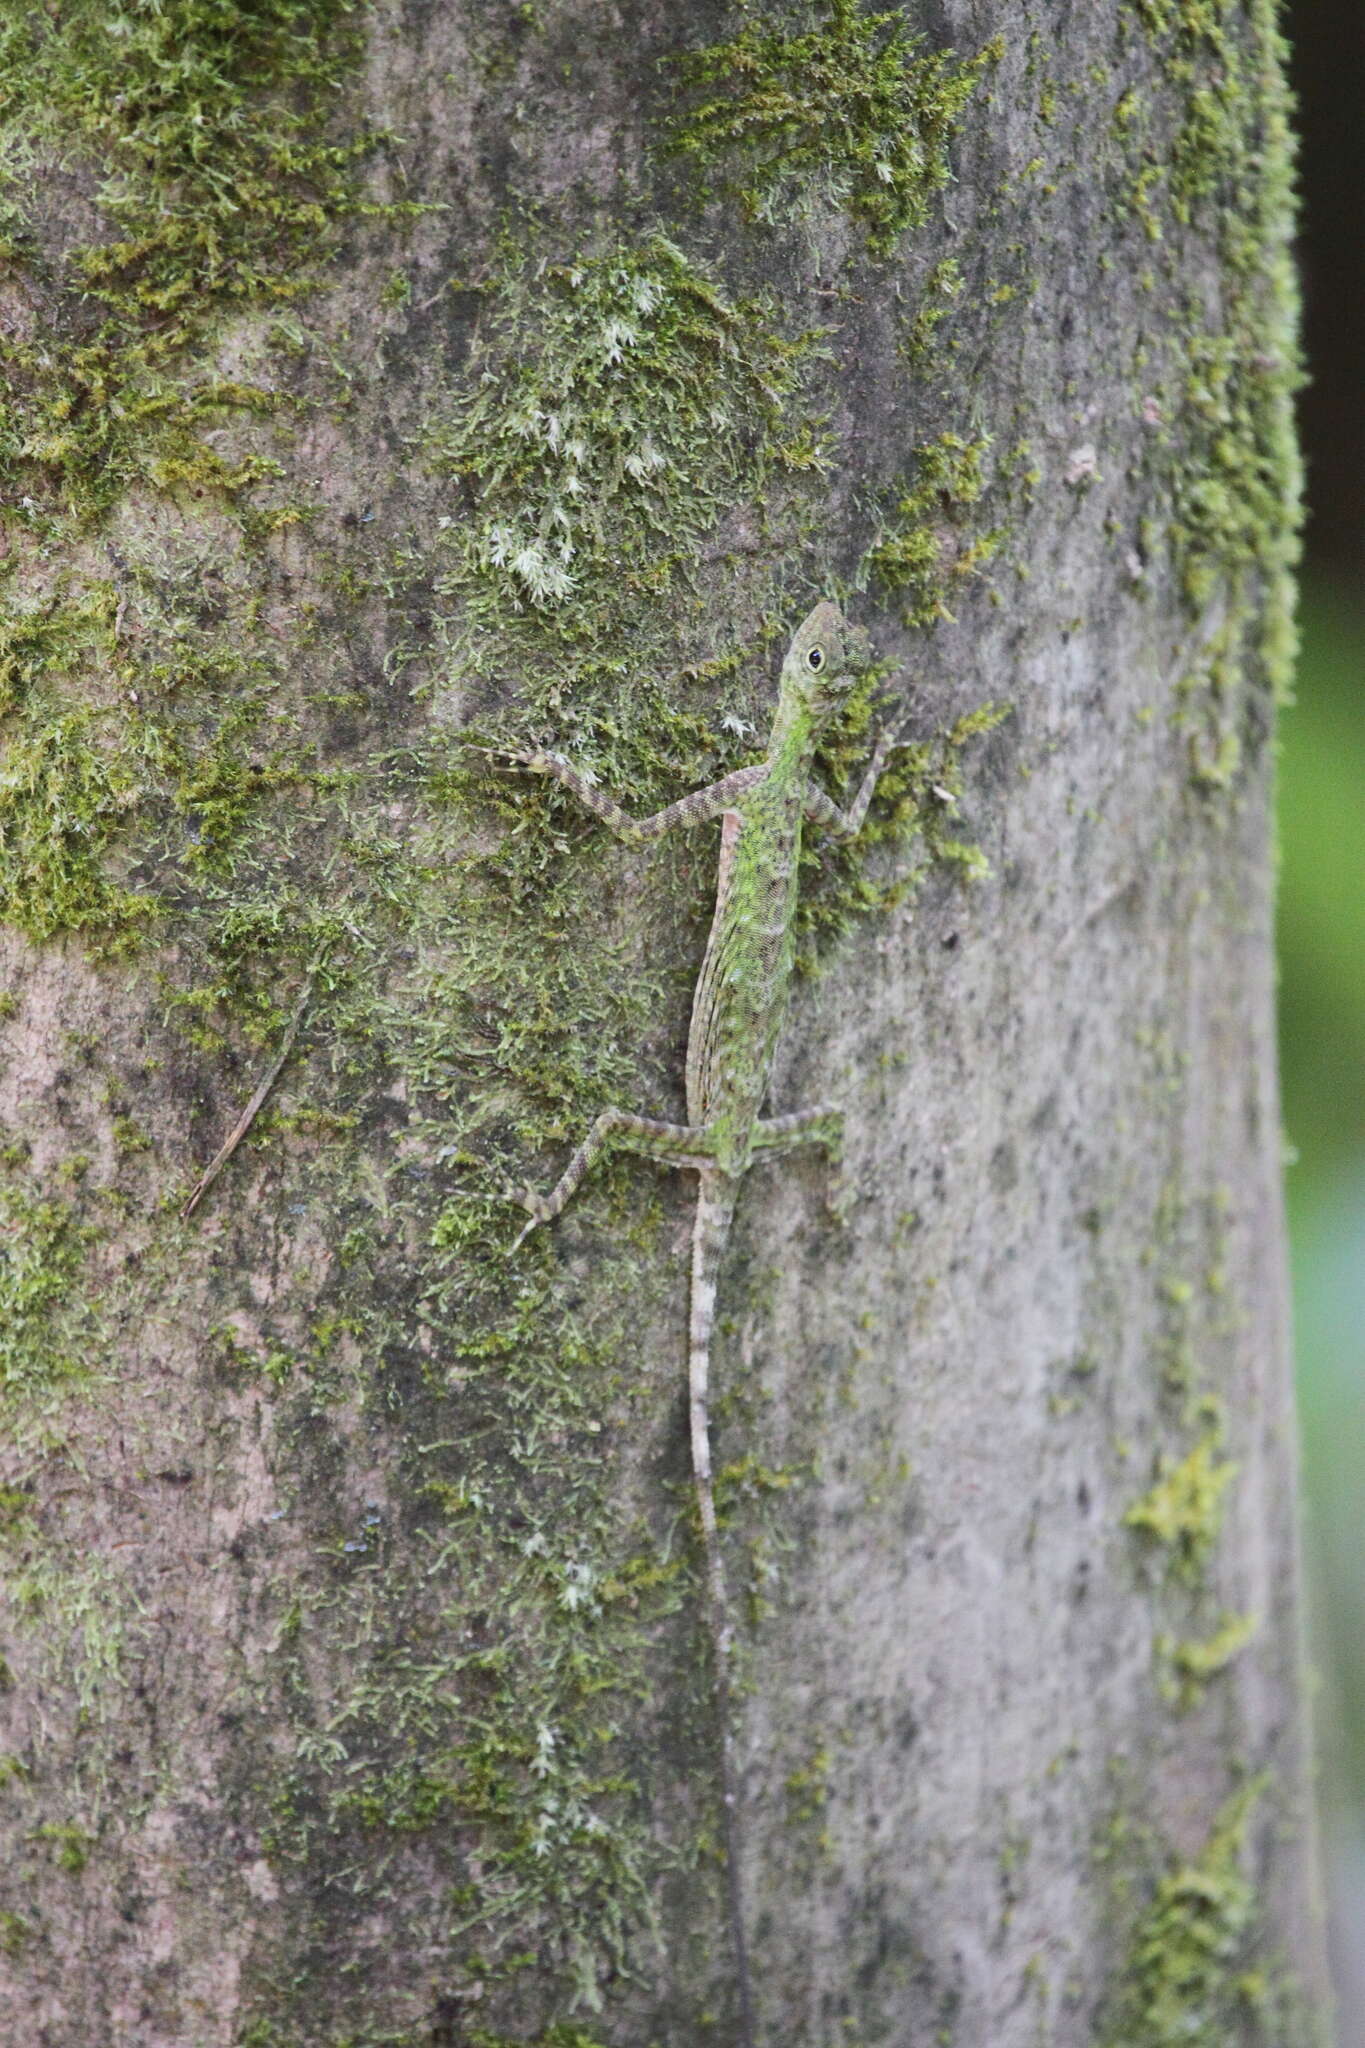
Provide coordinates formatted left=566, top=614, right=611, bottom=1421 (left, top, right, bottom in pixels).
left=876, top=719, right=915, bottom=757
left=460, top=739, right=568, bottom=778
left=461, top=740, right=536, bottom=770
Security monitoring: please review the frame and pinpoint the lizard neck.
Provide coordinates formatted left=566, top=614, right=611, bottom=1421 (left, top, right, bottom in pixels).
left=766, top=688, right=818, bottom=771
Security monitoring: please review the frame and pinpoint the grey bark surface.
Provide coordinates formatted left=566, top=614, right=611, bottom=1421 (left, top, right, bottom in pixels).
left=0, top=3, right=1330, bottom=2046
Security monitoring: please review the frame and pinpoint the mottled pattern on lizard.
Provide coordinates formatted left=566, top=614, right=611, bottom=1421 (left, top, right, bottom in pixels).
left=474, top=601, right=909, bottom=2047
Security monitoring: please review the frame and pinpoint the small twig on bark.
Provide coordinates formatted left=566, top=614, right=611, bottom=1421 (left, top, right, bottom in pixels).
left=180, top=960, right=324, bottom=1221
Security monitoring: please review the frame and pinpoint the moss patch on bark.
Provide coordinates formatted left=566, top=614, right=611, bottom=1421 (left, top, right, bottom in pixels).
left=1101, top=1780, right=1281, bottom=2048
left=664, top=3, right=1001, bottom=256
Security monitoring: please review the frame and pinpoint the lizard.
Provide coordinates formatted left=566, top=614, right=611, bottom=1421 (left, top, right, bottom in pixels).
left=475, top=601, right=911, bottom=2047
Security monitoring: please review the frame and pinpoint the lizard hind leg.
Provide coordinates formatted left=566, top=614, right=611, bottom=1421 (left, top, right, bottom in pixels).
left=512, top=1109, right=715, bottom=1249
left=751, top=1104, right=847, bottom=1222
left=751, top=1103, right=843, bottom=1158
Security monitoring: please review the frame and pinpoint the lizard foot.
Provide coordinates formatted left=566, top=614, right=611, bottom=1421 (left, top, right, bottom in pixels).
left=488, top=1183, right=548, bottom=1253
left=461, top=740, right=566, bottom=776
left=461, top=740, right=537, bottom=769
left=509, top=1186, right=555, bottom=1253
left=876, top=718, right=917, bottom=758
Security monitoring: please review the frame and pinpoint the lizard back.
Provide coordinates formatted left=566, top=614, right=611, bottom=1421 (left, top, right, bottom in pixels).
left=684, top=764, right=805, bottom=1152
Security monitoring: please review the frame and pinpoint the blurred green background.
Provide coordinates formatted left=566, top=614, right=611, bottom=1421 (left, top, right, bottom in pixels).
left=1283, top=6, right=1363, bottom=2034
left=1283, top=585, right=1365, bottom=2035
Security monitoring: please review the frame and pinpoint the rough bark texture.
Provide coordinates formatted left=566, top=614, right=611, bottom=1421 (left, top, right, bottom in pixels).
left=0, top=2, right=1330, bottom=2045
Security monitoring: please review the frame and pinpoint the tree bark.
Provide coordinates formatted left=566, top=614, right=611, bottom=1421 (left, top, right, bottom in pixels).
left=0, top=2, right=1330, bottom=2044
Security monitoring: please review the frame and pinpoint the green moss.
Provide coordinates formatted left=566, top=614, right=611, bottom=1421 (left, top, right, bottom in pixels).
left=1101, top=1781, right=1269, bottom=2048
left=311, top=214, right=1016, bottom=2018
left=3, top=1546, right=133, bottom=1723
left=0, top=592, right=108, bottom=722
left=229, top=1118, right=706, bottom=2023
left=286, top=634, right=1005, bottom=2027
left=109, top=1113, right=153, bottom=1158
left=863, top=433, right=1005, bottom=628
left=1173, top=619, right=1245, bottom=791
left=423, top=225, right=964, bottom=992
left=0, top=1185, right=90, bottom=1404
left=30, top=1819, right=93, bottom=1876
left=226, top=644, right=1002, bottom=2032
left=785, top=1745, right=832, bottom=1828
left=0, top=0, right=381, bottom=948
left=0, top=0, right=374, bottom=523
left=257, top=1428, right=681, bottom=2016
left=0, top=1909, right=30, bottom=1957
left=0, top=574, right=292, bottom=944
left=899, top=256, right=966, bottom=365
left=1122, top=0, right=1302, bottom=711
left=0, top=1488, right=34, bottom=1540
left=0, top=708, right=152, bottom=943
left=1125, top=1424, right=1236, bottom=1583
left=1171, top=329, right=1296, bottom=634
left=0, top=591, right=148, bottom=939
left=467, top=2030, right=607, bottom=2048
left=664, top=5, right=1002, bottom=257
left=797, top=697, right=1008, bottom=955
left=432, top=234, right=824, bottom=638
left=1156, top=1611, right=1258, bottom=1708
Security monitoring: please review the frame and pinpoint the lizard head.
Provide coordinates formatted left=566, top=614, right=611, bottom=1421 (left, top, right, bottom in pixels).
left=784, top=599, right=854, bottom=728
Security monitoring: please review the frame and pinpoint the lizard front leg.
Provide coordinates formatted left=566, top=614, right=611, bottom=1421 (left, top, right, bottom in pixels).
left=804, top=719, right=914, bottom=840
left=512, top=1109, right=715, bottom=1249
left=467, top=744, right=768, bottom=844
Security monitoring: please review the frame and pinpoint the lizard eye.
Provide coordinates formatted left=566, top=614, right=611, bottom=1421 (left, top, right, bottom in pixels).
left=806, top=646, right=825, bottom=672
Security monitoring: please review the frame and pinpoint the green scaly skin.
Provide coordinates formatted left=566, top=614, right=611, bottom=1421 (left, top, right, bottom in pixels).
left=477, top=601, right=910, bottom=2046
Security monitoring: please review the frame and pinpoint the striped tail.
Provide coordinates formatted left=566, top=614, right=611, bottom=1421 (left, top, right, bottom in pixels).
left=689, top=1172, right=755, bottom=2048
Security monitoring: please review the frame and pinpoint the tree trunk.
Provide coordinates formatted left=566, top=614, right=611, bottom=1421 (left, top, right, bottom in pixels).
left=0, top=2, right=1330, bottom=2044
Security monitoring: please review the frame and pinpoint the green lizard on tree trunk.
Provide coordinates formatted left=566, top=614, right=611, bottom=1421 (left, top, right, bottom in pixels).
left=478, top=601, right=911, bottom=2046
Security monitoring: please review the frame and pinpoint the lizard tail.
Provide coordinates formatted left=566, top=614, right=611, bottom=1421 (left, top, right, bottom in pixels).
left=689, top=1172, right=756, bottom=2048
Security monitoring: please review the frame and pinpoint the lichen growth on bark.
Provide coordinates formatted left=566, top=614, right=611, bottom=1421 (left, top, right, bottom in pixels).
left=433, top=235, right=825, bottom=624
left=1119, top=0, right=1302, bottom=786
left=1155, top=1610, right=1258, bottom=1708
left=1125, top=1421, right=1237, bottom=1583
left=1100, top=1781, right=1276, bottom=2048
